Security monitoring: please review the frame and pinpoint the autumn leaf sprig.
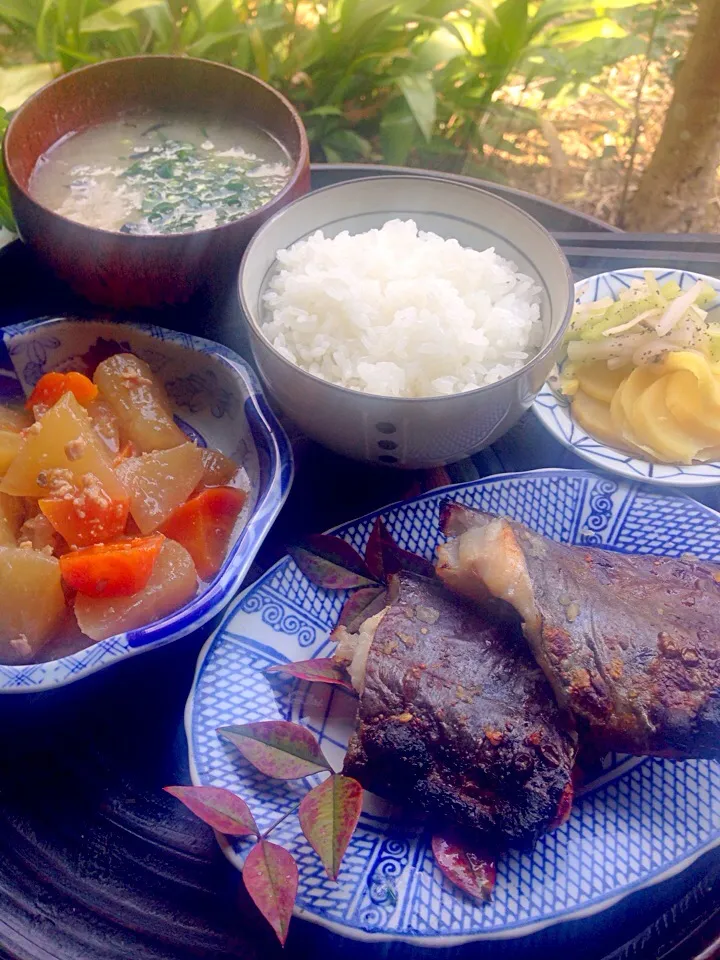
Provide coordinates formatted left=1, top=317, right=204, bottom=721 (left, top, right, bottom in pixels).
left=166, top=719, right=362, bottom=945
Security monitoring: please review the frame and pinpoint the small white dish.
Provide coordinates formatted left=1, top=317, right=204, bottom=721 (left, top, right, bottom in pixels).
left=533, top=267, right=720, bottom=486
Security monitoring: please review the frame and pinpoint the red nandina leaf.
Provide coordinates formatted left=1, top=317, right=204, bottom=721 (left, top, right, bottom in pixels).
left=365, top=518, right=435, bottom=582
left=288, top=534, right=378, bottom=590
left=243, top=839, right=298, bottom=946
left=337, top=585, right=388, bottom=632
left=363, top=519, right=387, bottom=581
left=266, top=658, right=355, bottom=693
left=218, top=720, right=332, bottom=779
left=298, top=774, right=363, bottom=881
left=431, top=834, right=496, bottom=903
left=163, top=785, right=258, bottom=837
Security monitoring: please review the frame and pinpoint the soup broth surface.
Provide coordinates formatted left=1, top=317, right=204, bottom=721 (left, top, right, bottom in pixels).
left=29, top=111, right=292, bottom=234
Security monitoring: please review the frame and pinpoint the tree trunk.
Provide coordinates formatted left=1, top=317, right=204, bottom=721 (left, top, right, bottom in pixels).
left=624, top=0, right=720, bottom=232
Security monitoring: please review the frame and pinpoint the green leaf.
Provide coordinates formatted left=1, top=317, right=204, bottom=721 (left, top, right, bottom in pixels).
left=298, top=775, right=363, bottom=881
left=80, top=0, right=164, bottom=33
left=483, top=0, right=528, bottom=73
left=186, top=25, right=244, bottom=56
left=35, top=0, right=57, bottom=60
left=412, top=26, right=465, bottom=71
left=304, top=105, right=344, bottom=118
left=548, top=16, right=627, bottom=43
left=218, top=720, right=333, bottom=779
left=0, top=0, right=43, bottom=27
left=380, top=100, right=417, bottom=166
left=0, top=63, right=56, bottom=111
left=397, top=73, right=435, bottom=142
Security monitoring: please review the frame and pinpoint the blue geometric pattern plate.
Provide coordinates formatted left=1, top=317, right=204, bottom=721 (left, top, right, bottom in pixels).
left=533, top=268, right=720, bottom=486
left=186, top=468, right=720, bottom=945
left=0, top=317, right=293, bottom=693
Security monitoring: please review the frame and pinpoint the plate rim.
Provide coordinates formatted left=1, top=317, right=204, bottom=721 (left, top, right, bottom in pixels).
left=532, top=267, right=720, bottom=488
left=184, top=467, right=720, bottom=945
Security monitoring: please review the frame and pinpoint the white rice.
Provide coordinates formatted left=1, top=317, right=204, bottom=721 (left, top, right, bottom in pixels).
left=260, top=219, right=543, bottom=398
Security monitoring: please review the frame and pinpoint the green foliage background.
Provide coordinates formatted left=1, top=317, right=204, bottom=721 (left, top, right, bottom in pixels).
left=0, top=0, right=693, bottom=230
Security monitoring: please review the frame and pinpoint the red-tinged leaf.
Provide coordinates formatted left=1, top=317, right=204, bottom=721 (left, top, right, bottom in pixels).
left=363, top=519, right=387, bottom=581
left=337, top=585, right=388, bottom=632
left=366, top=517, right=435, bottom=582
left=266, top=658, right=355, bottom=693
left=288, top=534, right=378, bottom=590
left=218, top=720, right=332, bottom=779
left=431, top=834, right=497, bottom=904
left=163, top=785, right=258, bottom=837
left=243, top=839, right=298, bottom=946
left=298, top=774, right=363, bottom=880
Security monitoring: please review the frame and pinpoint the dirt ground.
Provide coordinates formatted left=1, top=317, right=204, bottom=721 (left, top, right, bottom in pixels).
left=489, top=54, right=716, bottom=231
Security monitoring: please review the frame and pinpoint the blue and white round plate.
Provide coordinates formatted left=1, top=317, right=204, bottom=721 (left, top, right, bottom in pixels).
left=533, top=268, right=720, bottom=487
left=186, top=468, right=720, bottom=945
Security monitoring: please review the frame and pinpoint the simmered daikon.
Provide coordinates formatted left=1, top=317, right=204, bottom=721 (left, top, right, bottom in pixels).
left=94, top=354, right=186, bottom=452
left=0, top=547, right=65, bottom=662
left=116, top=443, right=205, bottom=533
left=74, top=539, right=197, bottom=641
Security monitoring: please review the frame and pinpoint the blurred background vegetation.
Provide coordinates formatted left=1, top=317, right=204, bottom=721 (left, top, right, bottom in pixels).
left=0, top=0, right=704, bottom=230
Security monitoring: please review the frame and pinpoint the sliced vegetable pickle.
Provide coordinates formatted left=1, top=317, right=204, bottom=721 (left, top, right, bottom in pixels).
left=575, top=361, right=630, bottom=405
left=0, top=493, right=23, bottom=546
left=0, top=393, right=127, bottom=499
left=116, top=442, right=204, bottom=534
left=60, top=535, right=165, bottom=598
left=0, top=430, right=22, bottom=475
left=160, top=486, right=246, bottom=580
left=572, top=390, right=626, bottom=450
left=87, top=397, right=121, bottom=454
left=196, top=448, right=238, bottom=492
left=632, top=377, right=706, bottom=464
left=26, top=371, right=98, bottom=410
left=0, top=548, right=66, bottom=663
left=94, top=354, right=186, bottom=452
left=74, top=539, right=197, bottom=641
left=0, top=405, right=32, bottom=432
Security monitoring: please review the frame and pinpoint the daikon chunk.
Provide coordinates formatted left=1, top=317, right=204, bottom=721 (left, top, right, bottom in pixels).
left=0, top=493, right=23, bottom=546
left=115, top=442, right=204, bottom=533
left=0, top=547, right=66, bottom=662
left=94, top=354, right=186, bottom=452
left=87, top=397, right=121, bottom=454
left=0, top=393, right=126, bottom=499
left=0, top=430, right=22, bottom=475
left=74, top=539, right=197, bottom=641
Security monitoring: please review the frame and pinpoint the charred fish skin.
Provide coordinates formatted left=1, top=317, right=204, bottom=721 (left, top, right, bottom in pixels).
left=340, top=572, right=576, bottom=847
left=436, top=501, right=720, bottom=760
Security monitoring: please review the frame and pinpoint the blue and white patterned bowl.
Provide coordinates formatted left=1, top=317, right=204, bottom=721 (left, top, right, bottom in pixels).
left=0, top=317, right=293, bottom=693
left=533, top=268, right=720, bottom=486
left=186, top=468, right=720, bottom=945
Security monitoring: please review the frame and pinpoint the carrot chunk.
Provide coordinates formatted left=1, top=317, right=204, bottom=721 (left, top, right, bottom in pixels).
left=60, top=534, right=165, bottom=598
left=159, top=486, right=246, bottom=580
left=40, top=477, right=129, bottom=548
left=27, top=371, right=99, bottom=411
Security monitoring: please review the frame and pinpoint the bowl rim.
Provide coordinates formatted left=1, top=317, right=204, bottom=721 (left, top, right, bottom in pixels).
left=0, top=315, right=294, bottom=693
left=3, top=54, right=310, bottom=242
left=238, top=173, right=575, bottom=404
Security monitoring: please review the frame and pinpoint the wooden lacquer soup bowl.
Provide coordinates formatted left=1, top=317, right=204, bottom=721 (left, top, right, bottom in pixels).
left=3, top=56, right=310, bottom=308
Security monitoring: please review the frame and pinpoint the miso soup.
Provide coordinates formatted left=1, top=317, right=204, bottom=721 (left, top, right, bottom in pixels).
left=29, top=111, right=292, bottom=235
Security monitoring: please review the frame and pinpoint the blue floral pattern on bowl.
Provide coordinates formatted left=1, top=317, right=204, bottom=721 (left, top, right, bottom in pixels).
left=533, top=268, right=720, bottom=486
left=186, top=468, right=720, bottom=945
left=0, top=317, right=293, bottom=693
